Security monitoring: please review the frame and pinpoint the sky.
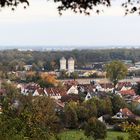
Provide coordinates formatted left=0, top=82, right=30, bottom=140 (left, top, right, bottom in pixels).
left=0, top=0, right=140, bottom=49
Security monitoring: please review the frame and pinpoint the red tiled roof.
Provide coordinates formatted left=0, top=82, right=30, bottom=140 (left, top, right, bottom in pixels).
left=36, top=88, right=45, bottom=95
left=55, top=100, right=65, bottom=108
left=64, top=80, right=78, bottom=86
left=119, top=89, right=136, bottom=96
left=45, top=87, right=67, bottom=97
left=120, top=108, right=133, bottom=116
left=100, top=83, right=114, bottom=89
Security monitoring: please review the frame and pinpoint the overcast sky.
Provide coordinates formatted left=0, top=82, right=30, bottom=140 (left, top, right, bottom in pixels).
left=0, top=0, right=140, bottom=48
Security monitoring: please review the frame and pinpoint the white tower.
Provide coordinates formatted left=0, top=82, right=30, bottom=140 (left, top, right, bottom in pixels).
left=60, top=57, right=66, bottom=71
left=68, top=57, right=75, bottom=73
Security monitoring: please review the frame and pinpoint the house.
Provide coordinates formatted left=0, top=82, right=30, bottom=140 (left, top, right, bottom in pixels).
left=120, top=108, right=134, bottom=117
left=45, top=88, right=67, bottom=100
left=61, top=94, right=81, bottom=103
left=95, top=84, right=103, bottom=92
left=120, top=86, right=131, bottom=91
left=54, top=100, right=65, bottom=112
left=98, top=116, right=104, bottom=122
left=116, top=82, right=132, bottom=91
left=33, top=88, right=46, bottom=96
left=24, top=65, right=32, bottom=71
left=21, top=83, right=40, bottom=95
left=119, top=89, right=136, bottom=96
left=17, top=83, right=23, bottom=89
left=85, top=92, right=95, bottom=101
left=112, top=108, right=134, bottom=119
left=67, top=85, right=79, bottom=95
left=133, top=96, right=140, bottom=103
left=32, top=87, right=67, bottom=100
left=100, top=83, right=114, bottom=92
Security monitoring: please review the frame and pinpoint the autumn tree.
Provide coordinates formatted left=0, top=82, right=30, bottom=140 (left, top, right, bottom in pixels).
left=38, top=73, right=58, bottom=88
left=105, top=60, right=128, bottom=88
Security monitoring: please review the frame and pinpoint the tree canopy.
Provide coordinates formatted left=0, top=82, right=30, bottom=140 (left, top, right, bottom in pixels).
left=0, top=0, right=140, bottom=15
left=105, top=60, right=128, bottom=88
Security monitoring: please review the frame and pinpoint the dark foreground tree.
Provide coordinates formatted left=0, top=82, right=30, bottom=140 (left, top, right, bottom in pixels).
left=0, top=83, right=60, bottom=139
left=134, top=82, right=140, bottom=95
left=64, top=101, right=78, bottom=128
left=0, top=0, right=140, bottom=15
left=84, top=117, right=107, bottom=140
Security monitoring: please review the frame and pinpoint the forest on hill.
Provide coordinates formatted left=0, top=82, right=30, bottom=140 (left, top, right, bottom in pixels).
left=0, top=48, right=139, bottom=71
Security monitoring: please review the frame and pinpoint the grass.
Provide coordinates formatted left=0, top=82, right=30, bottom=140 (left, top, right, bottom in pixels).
left=58, top=130, right=89, bottom=140
left=106, top=130, right=128, bottom=140
left=54, top=130, right=128, bottom=140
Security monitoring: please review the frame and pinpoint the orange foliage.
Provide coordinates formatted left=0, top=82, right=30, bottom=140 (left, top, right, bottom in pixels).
left=40, top=73, right=58, bottom=86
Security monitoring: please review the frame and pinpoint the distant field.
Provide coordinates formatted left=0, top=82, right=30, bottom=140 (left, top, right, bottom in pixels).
left=55, top=130, right=128, bottom=140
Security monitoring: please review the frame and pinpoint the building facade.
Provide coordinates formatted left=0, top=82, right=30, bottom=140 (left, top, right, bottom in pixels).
left=60, top=57, right=66, bottom=71
left=68, top=57, right=75, bottom=73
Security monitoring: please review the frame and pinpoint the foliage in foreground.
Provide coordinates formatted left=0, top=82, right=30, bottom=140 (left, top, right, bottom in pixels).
left=0, top=83, right=60, bottom=139
left=84, top=117, right=107, bottom=140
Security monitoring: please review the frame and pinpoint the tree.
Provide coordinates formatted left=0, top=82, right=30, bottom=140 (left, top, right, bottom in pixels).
left=93, top=97, right=112, bottom=117
left=38, top=73, right=58, bottom=88
left=84, top=117, right=107, bottom=140
left=84, top=98, right=97, bottom=118
left=134, top=82, right=140, bottom=95
left=110, top=94, right=126, bottom=114
left=70, top=72, right=78, bottom=80
left=0, top=84, right=61, bottom=139
left=105, top=60, right=128, bottom=88
left=63, top=101, right=78, bottom=129
left=59, top=70, right=68, bottom=79
left=128, top=125, right=140, bottom=140
left=122, top=122, right=140, bottom=140
left=0, top=0, right=140, bottom=15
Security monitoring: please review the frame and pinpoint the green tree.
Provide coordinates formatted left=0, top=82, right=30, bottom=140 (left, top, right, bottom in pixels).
left=93, top=97, right=112, bottom=117
left=122, top=122, right=140, bottom=140
left=84, top=117, right=107, bottom=140
left=59, top=70, right=68, bottom=79
left=110, top=95, right=126, bottom=114
left=128, top=125, right=140, bottom=140
left=70, top=72, right=79, bottom=80
left=134, top=82, right=140, bottom=95
left=64, top=101, right=78, bottom=129
left=105, top=60, right=128, bottom=88
left=0, top=84, right=60, bottom=139
left=84, top=98, right=97, bottom=118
